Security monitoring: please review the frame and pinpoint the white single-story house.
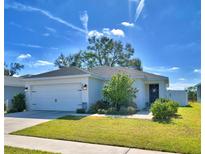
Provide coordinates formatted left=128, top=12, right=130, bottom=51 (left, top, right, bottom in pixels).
left=4, top=66, right=188, bottom=111
left=4, top=76, right=25, bottom=109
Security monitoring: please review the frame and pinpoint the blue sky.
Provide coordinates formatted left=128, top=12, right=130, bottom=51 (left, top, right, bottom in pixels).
left=4, top=0, right=201, bottom=89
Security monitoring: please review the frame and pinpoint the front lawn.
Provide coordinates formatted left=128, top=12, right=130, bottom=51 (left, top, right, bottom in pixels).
left=5, top=146, right=58, bottom=154
left=12, top=103, right=201, bottom=154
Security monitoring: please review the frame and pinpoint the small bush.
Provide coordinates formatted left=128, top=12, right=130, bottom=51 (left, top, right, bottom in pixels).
left=106, top=107, right=118, bottom=115
left=12, top=93, right=26, bottom=112
left=88, top=100, right=110, bottom=113
left=119, top=106, right=136, bottom=115
left=127, top=106, right=137, bottom=114
left=151, top=98, right=179, bottom=120
left=76, top=108, right=86, bottom=113
left=97, top=109, right=107, bottom=114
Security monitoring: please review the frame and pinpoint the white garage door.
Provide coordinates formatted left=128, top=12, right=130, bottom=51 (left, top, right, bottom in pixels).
left=30, top=83, right=82, bottom=111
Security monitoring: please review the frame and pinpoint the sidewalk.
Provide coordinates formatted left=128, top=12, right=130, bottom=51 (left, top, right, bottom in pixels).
left=5, top=134, right=175, bottom=154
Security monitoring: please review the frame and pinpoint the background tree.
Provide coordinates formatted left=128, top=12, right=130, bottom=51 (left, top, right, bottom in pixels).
left=54, top=36, right=143, bottom=70
left=83, top=36, right=135, bottom=68
left=127, top=58, right=143, bottom=71
left=54, top=53, right=82, bottom=68
left=103, top=73, right=137, bottom=111
left=4, top=63, right=24, bottom=76
left=186, top=86, right=197, bottom=102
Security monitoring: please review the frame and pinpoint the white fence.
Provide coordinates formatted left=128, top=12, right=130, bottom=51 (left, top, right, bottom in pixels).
left=166, top=90, right=188, bottom=106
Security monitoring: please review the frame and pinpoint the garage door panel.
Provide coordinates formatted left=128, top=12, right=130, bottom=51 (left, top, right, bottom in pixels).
left=30, top=83, right=82, bottom=111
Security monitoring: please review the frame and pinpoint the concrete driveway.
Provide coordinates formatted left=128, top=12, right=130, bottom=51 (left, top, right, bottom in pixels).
left=4, top=110, right=70, bottom=134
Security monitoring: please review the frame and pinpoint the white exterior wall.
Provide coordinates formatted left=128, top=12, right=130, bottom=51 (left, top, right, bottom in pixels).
left=166, top=90, right=188, bottom=106
left=134, top=79, right=146, bottom=110
left=88, top=77, right=105, bottom=105
left=158, top=81, right=167, bottom=98
left=25, top=76, right=89, bottom=111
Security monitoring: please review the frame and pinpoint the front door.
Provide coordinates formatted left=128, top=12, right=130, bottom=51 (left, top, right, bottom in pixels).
left=149, top=84, right=159, bottom=103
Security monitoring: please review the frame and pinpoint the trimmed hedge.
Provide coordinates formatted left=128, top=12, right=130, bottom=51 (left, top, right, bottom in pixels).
left=150, top=98, right=179, bottom=120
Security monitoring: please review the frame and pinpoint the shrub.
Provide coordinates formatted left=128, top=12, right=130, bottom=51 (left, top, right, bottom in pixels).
left=119, top=106, right=136, bottom=115
left=12, top=93, right=26, bottom=112
left=151, top=98, right=179, bottom=120
left=103, top=73, right=137, bottom=111
left=88, top=100, right=110, bottom=113
left=106, top=107, right=118, bottom=115
left=127, top=106, right=137, bottom=114
left=97, top=109, right=107, bottom=114
left=76, top=108, right=86, bottom=113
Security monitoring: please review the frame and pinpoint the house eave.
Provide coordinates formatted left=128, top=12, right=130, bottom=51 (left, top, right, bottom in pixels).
left=23, top=74, right=105, bottom=81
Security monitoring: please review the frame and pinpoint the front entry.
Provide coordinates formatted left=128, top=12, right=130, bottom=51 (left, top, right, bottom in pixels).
left=149, top=84, right=159, bottom=103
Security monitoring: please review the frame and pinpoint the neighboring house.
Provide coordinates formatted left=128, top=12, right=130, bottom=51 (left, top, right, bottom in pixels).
left=4, top=76, right=25, bottom=109
left=4, top=66, right=188, bottom=112
left=196, top=83, right=201, bottom=103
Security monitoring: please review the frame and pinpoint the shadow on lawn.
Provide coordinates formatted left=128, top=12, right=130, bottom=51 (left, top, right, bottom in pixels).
left=153, top=114, right=182, bottom=124
left=58, top=115, right=86, bottom=121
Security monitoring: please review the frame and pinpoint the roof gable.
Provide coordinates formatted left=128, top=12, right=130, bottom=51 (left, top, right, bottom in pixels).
left=90, top=66, right=169, bottom=81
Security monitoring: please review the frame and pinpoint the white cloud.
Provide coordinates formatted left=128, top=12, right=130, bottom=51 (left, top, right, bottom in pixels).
left=5, top=2, right=86, bottom=34
left=178, top=78, right=186, bottom=81
left=34, top=60, right=53, bottom=66
left=10, top=42, right=58, bottom=50
left=10, top=22, right=34, bottom=32
left=121, top=22, right=134, bottom=27
left=193, top=69, right=201, bottom=73
left=168, top=67, right=180, bottom=71
left=45, top=27, right=56, bottom=33
left=17, top=53, right=31, bottom=60
left=88, top=30, right=104, bottom=38
left=168, top=82, right=195, bottom=90
left=110, top=29, right=125, bottom=37
left=102, top=28, right=111, bottom=35
left=80, top=11, right=89, bottom=36
left=10, top=22, right=22, bottom=28
left=144, top=66, right=180, bottom=73
left=135, top=0, right=145, bottom=22
left=42, top=33, right=50, bottom=37
left=88, top=28, right=125, bottom=38
left=11, top=43, right=42, bottom=48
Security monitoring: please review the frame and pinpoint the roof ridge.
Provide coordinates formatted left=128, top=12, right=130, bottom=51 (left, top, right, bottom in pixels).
left=72, top=66, right=90, bottom=74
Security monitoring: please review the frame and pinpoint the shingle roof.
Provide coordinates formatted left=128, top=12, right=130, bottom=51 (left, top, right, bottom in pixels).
left=90, top=66, right=169, bottom=81
left=27, top=67, right=89, bottom=78
left=26, top=66, right=168, bottom=83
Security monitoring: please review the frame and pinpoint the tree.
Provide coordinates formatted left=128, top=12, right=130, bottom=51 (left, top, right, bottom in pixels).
left=186, top=86, right=197, bottom=102
left=83, top=36, right=135, bottom=68
left=103, top=73, right=137, bottom=111
left=54, top=36, right=143, bottom=70
left=4, top=63, right=24, bottom=76
left=127, top=58, right=143, bottom=71
left=54, top=53, right=82, bottom=68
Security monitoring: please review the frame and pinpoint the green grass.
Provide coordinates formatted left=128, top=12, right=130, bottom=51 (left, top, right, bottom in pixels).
left=4, top=146, right=58, bottom=154
left=12, top=103, right=201, bottom=154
